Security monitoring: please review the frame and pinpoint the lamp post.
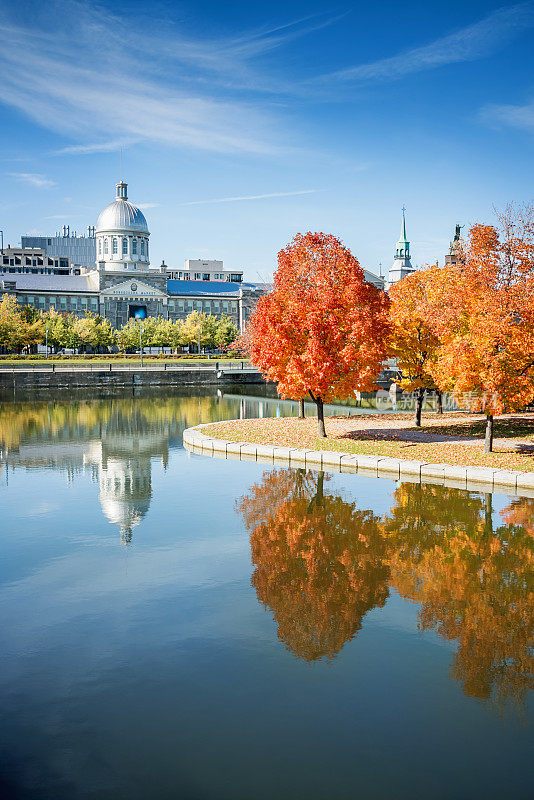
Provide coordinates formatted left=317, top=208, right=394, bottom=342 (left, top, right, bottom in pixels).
left=140, top=324, right=144, bottom=367
left=198, top=326, right=201, bottom=357
left=45, top=327, right=49, bottom=359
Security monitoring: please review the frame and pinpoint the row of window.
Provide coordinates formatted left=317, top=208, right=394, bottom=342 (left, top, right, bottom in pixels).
left=98, top=237, right=148, bottom=257
left=22, top=295, right=99, bottom=310
left=3, top=256, right=67, bottom=268
left=168, top=299, right=237, bottom=314
left=170, top=271, right=242, bottom=282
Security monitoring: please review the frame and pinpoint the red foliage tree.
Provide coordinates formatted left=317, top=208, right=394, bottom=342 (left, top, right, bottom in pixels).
left=247, top=233, right=390, bottom=436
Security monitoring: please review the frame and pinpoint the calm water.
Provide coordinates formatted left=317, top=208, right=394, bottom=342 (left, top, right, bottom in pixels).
left=0, top=388, right=532, bottom=800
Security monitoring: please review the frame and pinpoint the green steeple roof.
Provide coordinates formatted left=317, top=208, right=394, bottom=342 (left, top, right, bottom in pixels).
left=395, top=207, right=411, bottom=260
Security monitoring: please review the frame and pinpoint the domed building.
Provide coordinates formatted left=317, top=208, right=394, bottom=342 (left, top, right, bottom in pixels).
left=96, top=181, right=151, bottom=272
left=96, top=181, right=167, bottom=327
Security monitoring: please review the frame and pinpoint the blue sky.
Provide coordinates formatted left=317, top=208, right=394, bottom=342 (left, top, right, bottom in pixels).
left=1, top=0, right=533, bottom=280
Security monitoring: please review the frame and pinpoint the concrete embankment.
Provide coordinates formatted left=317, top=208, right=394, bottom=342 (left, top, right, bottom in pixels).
left=183, top=422, right=534, bottom=499
left=0, top=366, right=267, bottom=389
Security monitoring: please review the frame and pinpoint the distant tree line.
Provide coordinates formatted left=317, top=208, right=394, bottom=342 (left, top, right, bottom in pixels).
left=0, top=297, right=239, bottom=354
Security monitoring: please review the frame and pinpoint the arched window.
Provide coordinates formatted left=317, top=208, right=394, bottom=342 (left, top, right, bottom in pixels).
left=140, top=240, right=145, bottom=255
left=122, top=237, right=128, bottom=255
left=132, top=238, right=137, bottom=255
left=400, top=249, right=404, bottom=257
left=98, top=239, right=102, bottom=254
left=104, top=238, right=108, bottom=254
left=112, top=238, right=118, bottom=254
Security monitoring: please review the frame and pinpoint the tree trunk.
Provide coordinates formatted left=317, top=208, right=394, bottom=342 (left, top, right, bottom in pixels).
left=315, top=396, right=326, bottom=438
left=414, top=387, right=424, bottom=427
left=484, top=414, right=494, bottom=453
left=484, top=492, right=493, bottom=534
left=436, top=390, right=443, bottom=415
left=298, top=399, right=305, bottom=419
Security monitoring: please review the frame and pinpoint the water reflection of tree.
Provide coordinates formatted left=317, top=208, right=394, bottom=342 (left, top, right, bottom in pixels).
left=238, top=469, right=388, bottom=661
left=239, top=471, right=534, bottom=711
left=383, top=484, right=534, bottom=709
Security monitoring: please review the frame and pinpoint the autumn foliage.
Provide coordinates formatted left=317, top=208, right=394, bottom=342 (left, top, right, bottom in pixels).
left=388, top=265, right=444, bottom=426
left=427, top=207, right=534, bottom=450
left=238, top=470, right=534, bottom=708
left=247, top=232, right=390, bottom=436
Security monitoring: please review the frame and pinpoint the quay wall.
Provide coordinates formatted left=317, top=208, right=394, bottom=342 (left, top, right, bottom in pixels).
left=0, top=367, right=267, bottom=389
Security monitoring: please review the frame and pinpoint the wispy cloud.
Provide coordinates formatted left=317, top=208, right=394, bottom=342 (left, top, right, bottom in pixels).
left=0, top=1, right=340, bottom=156
left=8, top=172, right=56, bottom=188
left=54, top=138, right=139, bottom=155
left=137, top=203, right=161, bottom=210
left=44, top=213, right=85, bottom=219
left=313, top=2, right=534, bottom=85
left=181, top=190, right=318, bottom=206
left=480, top=99, right=534, bottom=132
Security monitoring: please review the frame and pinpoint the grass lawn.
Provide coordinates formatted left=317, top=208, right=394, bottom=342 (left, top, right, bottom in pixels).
left=202, top=413, right=534, bottom=472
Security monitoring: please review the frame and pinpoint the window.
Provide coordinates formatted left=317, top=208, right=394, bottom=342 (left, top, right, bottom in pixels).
left=203, top=300, right=211, bottom=312
left=71, top=297, right=78, bottom=310
left=178, top=300, right=184, bottom=312
left=195, top=273, right=201, bottom=280
left=25, top=257, right=31, bottom=265
left=104, top=239, right=109, bottom=254
left=81, top=297, right=87, bottom=307
left=91, top=298, right=98, bottom=309
left=27, top=296, right=34, bottom=304
left=38, top=296, right=46, bottom=307
left=231, top=302, right=237, bottom=312
left=98, top=239, right=102, bottom=254
left=60, top=296, right=67, bottom=308
left=213, top=300, right=220, bottom=312
left=112, top=238, right=118, bottom=254
left=132, top=239, right=137, bottom=255
left=140, top=240, right=145, bottom=255
left=222, top=301, right=228, bottom=313
left=203, top=273, right=210, bottom=281
left=183, top=273, right=190, bottom=280
left=169, top=300, right=175, bottom=311
left=48, top=257, right=54, bottom=265
left=195, top=301, right=202, bottom=311
left=122, top=237, right=128, bottom=255
left=187, top=300, right=193, bottom=312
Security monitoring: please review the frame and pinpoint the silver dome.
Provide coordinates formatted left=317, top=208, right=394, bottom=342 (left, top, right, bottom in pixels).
left=96, top=182, right=149, bottom=234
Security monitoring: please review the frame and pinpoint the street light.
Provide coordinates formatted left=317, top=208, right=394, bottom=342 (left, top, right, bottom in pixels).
left=45, top=327, right=49, bottom=359
left=140, top=324, right=144, bottom=367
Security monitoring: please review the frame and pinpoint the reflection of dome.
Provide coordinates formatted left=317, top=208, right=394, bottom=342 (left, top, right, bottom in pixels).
left=96, top=183, right=148, bottom=233
left=99, top=493, right=151, bottom=541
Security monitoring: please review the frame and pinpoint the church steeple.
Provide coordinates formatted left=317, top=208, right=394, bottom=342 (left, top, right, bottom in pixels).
left=387, top=207, right=415, bottom=290
left=395, top=206, right=410, bottom=259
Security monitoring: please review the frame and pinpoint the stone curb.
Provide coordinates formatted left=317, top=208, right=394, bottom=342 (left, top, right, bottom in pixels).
left=182, top=424, right=534, bottom=498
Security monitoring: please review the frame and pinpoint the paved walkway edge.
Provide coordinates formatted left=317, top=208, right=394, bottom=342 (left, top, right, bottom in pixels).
left=182, top=422, right=534, bottom=499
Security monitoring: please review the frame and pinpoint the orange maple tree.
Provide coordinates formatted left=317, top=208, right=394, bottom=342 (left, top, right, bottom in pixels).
left=388, top=265, right=444, bottom=426
left=429, top=206, right=534, bottom=451
left=247, top=232, right=390, bottom=436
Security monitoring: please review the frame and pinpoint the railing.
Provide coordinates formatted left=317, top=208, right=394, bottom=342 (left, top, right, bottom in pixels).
left=0, top=361, right=255, bottom=374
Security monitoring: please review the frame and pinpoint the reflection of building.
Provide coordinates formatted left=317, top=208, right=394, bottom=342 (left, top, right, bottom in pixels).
left=1, top=402, right=171, bottom=544
left=84, top=411, right=168, bottom=543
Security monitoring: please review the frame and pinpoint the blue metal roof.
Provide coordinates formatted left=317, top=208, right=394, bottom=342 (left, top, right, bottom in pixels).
left=166, top=279, right=241, bottom=297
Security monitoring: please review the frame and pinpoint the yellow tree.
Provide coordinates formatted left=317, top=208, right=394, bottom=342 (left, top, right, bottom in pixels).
left=388, top=265, right=444, bottom=426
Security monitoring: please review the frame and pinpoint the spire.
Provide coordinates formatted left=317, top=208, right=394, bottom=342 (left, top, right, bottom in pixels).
left=400, top=205, right=407, bottom=241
